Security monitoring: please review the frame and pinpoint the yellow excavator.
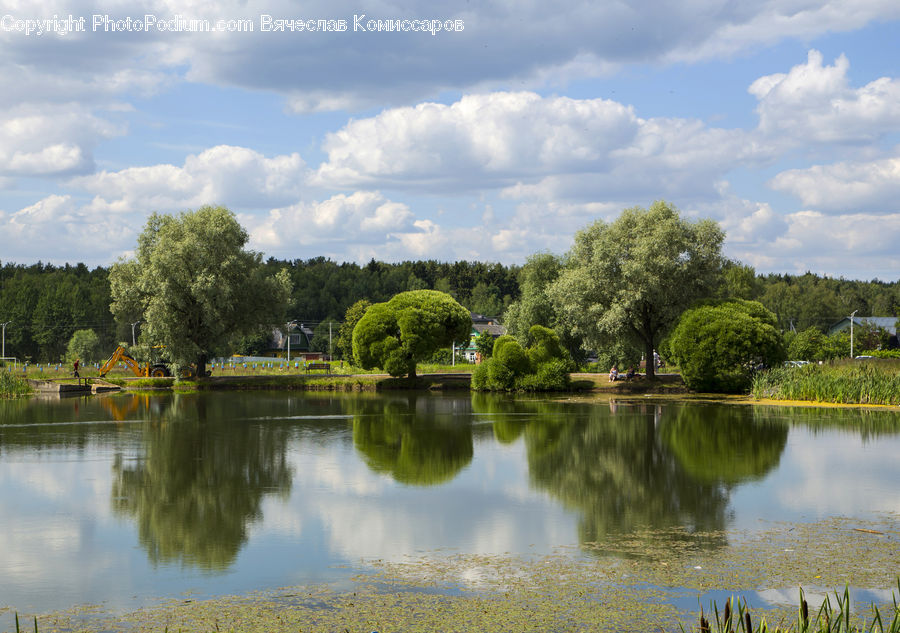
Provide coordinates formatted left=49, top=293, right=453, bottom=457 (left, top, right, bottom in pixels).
left=98, top=346, right=171, bottom=378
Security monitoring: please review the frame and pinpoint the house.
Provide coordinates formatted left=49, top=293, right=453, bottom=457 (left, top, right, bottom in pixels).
left=462, top=313, right=506, bottom=363
left=827, top=316, right=897, bottom=337
left=827, top=316, right=899, bottom=350
left=267, top=324, right=325, bottom=360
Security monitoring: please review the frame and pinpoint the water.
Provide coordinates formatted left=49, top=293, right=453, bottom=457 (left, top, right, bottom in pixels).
left=1, top=391, right=899, bottom=616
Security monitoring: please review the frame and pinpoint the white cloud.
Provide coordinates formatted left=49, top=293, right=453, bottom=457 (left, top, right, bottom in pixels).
left=750, top=50, right=900, bottom=145
left=0, top=104, right=122, bottom=177
left=726, top=209, right=900, bottom=277
left=71, top=145, right=308, bottom=213
left=669, top=1, right=900, bottom=63
left=769, top=154, right=900, bottom=212
left=248, top=191, right=415, bottom=251
left=315, top=92, right=760, bottom=203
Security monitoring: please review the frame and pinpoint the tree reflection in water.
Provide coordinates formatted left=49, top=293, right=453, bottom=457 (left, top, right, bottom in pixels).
left=350, top=393, right=474, bottom=486
left=471, top=395, right=788, bottom=555
left=111, top=394, right=293, bottom=570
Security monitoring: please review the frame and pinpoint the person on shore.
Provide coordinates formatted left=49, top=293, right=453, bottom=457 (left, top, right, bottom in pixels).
left=73, top=358, right=80, bottom=378
left=608, top=365, right=618, bottom=382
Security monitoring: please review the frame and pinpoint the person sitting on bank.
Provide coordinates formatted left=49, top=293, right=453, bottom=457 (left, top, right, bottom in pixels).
left=608, top=365, right=618, bottom=382
left=625, top=366, right=636, bottom=380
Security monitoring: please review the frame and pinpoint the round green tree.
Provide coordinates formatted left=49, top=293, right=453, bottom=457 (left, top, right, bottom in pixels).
left=352, top=290, right=471, bottom=379
left=667, top=299, right=785, bottom=393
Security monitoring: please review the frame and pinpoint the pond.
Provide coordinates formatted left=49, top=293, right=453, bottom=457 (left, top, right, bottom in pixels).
left=1, top=391, right=899, bottom=626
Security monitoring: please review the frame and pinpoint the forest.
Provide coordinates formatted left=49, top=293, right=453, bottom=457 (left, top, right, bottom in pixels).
left=1, top=256, right=898, bottom=364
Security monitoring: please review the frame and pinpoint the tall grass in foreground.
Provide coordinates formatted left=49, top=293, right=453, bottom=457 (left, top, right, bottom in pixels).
left=688, top=584, right=900, bottom=633
left=751, top=361, right=900, bottom=405
left=0, top=371, right=32, bottom=397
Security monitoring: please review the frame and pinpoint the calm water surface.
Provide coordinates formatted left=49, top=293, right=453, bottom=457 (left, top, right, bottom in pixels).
left=1, top=391, right=899, bottom=615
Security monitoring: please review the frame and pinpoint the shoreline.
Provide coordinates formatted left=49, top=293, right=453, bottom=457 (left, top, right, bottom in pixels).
left=10, top=371, right=900, bottom=410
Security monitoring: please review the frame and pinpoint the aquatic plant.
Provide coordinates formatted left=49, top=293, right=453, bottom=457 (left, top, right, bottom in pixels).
left=0, top=371, right=32, bottom=397
left=690, top=583, right=900, bottom=633
left=751, top=361, right=900, bottom=405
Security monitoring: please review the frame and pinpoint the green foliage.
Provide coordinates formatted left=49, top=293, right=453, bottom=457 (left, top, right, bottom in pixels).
left=787, top=327, right=853, bottom=361
left=473, top=328, right=571, bottom=391
left=668, top=299, right=786, bottom=393
left=863, top=349, right=900, bottom=358
left=474, top=331, right=495, bottom=359
left=503, top=252, right=584, bottom=362
left=549, top=200, right=725, bottom=378
left=0, top=370, right=32, bottom=397
left=720, top=261, right=761, bottom=300
left=338, top=299, right=372, bottom=360
left=65, top=328, right=100, bottom=364
left=525, top=325, right=573, bottom=369
left=493, top=335, right=530, bottom=374
left=109, top=206, right=292, bottom=376
left=351, top=290, right=471, bottom=378
left=751, top=360, right=900, bottom=405
left=0, top=262, right=118, bottom=362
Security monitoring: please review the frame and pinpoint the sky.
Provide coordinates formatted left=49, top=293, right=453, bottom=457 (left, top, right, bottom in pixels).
left=1, top=1, right=899, bottom=280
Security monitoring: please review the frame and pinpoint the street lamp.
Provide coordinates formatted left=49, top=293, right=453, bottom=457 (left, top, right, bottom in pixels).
left=130, top=321, right=141, bottom=347
left=1, top=321, right=10, bottom=360
left=850, top=310, right=858, bottom=359
left=286, top=320, right=298, bottom=362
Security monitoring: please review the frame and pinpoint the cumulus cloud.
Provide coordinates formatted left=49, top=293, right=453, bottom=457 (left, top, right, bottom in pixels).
left=248, top=191, right=415, bottom=250
left=0, top=104, right=122, bottom=177
left=726, top=209, right=900, bottom=277
left=750, top=50, right=900, bottom=145
left=769, top=154, right=900, bottom=212
left=314, top=92, right=761, bottom=202
left=70, top=145, right=307, bottom=213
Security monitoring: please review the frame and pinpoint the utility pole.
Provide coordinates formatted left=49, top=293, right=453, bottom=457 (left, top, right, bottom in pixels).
left=286, top=320, right=297, bottom=362
left=130, top=321, right=141, bottom=346
left=1, top=321, right=10, bottom=359
left=329, top=321, right=333, bottom=360
left=850, top=310, right=858, bottom=359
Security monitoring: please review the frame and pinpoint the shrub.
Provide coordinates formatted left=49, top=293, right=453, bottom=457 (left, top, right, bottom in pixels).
left=668, top=299, right=785, bottom=393
left=474, top=329, right=571, bottom=391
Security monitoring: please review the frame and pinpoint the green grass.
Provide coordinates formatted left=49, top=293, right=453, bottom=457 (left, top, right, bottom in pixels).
left=752, top=360, right=900, bottom=405
left=0, top=371, right=32, bottom=397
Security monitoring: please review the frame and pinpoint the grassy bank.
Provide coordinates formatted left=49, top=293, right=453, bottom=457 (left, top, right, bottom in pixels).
left=751, top=360, right=900, bottom=406
left=0, top=371, right=32, bottom=397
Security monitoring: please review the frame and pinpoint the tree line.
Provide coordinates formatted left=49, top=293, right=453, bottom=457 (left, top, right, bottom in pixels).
left=1, top=212, right=899, bottom=365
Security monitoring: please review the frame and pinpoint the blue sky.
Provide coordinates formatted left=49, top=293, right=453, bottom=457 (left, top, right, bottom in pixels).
left=1, top=1, right=899, bottom=280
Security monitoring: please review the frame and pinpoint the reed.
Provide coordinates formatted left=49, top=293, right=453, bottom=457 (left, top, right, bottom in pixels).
left=687, top=583, right=900, bottom=633
left=0, top=371, right=32, bottom=397
left=751, top=361, right=900, bottom=405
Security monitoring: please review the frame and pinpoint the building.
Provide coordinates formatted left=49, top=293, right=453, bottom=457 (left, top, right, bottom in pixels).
left=827, top=316, right=899, bottom=350
left=463, top=313, right=506, bottom=363
left=267, top=324, right=326, bottom=360
left=827, top=316, right=897, bottom=337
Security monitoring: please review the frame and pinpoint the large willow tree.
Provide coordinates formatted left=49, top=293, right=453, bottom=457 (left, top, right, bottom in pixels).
left=109, top=206, right=291, bottom=377
left=548, top=201, right=724, bottom=379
